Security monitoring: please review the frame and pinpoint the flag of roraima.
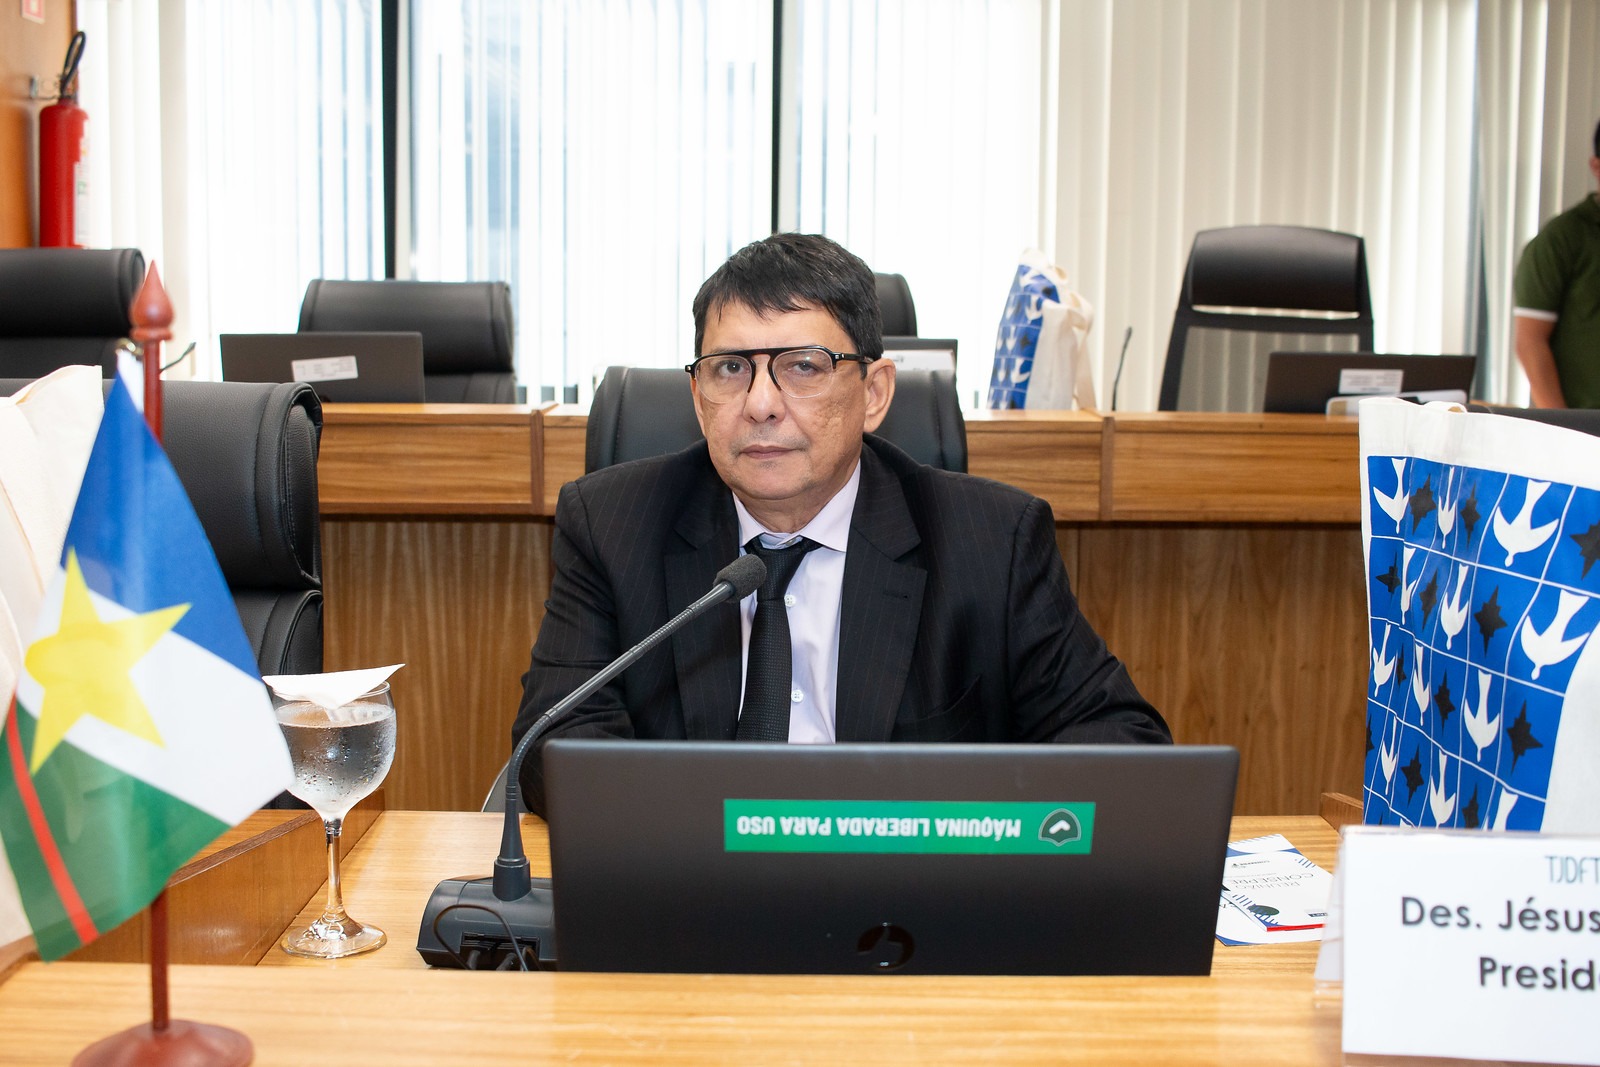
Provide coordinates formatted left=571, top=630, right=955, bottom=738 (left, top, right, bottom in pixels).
left=0, top=373, right=293, bottom=960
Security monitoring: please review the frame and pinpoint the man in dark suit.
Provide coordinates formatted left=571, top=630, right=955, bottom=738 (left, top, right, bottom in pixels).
left=514, top=234, right=1168, bottom=814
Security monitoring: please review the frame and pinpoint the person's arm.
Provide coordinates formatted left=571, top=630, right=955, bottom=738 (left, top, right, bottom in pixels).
left=1513, top=313, right=1567, bottom=409
left=1005, top=496, right=1172, bottom=745
left=511, top=479, right=638, bottom=814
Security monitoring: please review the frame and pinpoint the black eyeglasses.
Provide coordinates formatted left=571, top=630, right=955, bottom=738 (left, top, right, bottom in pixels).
left=684, top=346, right=877, bottom=402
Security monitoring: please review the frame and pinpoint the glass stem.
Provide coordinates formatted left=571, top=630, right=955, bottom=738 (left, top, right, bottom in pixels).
left=320, top=816, right=348, bottom=923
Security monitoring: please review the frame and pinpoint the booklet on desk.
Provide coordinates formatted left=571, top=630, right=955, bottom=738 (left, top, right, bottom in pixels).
left=1215, top=834, right=1333, bottom=946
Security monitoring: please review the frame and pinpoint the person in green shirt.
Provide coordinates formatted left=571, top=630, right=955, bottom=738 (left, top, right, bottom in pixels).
left=1513, top=118, right=1600, bottom=409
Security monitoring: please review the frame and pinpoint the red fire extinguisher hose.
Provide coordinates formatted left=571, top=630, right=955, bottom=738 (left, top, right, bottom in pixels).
left=39, top=31, right=88, bottom=248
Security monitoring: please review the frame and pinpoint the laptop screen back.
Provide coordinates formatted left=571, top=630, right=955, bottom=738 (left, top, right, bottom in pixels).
left=220, top=332, right=426, bottom=403
left=545, top=740, right=1238, bottom=975
left=1263, top=352, right=1477, bottom=413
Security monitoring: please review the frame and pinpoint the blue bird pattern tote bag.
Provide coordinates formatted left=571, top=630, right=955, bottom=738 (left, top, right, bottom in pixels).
left=1359, top=398, right=1600, bottom=832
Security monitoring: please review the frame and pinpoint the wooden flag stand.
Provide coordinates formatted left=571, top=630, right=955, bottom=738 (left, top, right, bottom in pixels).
left=73, top=265, right=253, bottom=1067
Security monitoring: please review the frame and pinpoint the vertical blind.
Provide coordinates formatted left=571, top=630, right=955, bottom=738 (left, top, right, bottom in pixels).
left=76, top=0, right=384, bottom=379
left=1052, top=0, right=1480, bottom=411
left=409, top=0, right=775, bottom=400
left=1476, top=0, right=1600, bottom=405
left=80, top=1, right=1600, bottom=407
left=779, top=0, right=1046, bottom=408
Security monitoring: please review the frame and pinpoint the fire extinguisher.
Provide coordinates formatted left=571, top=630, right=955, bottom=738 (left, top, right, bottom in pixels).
left=39, top=31, right=88, bottom=248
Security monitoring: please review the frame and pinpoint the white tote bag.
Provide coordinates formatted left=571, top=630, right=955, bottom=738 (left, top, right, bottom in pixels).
left=986, top=251, right=1097, bottom=410
left=0, top=365, right=103, bottom=703
left=1360, top=398, right=1600, bottom=832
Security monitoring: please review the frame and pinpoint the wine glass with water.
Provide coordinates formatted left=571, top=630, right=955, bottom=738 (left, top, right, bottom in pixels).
left=274, top=681, right=396, bottom=958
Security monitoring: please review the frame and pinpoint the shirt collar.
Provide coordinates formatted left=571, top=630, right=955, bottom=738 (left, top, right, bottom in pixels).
left=733, top=458, right=860, bottom=553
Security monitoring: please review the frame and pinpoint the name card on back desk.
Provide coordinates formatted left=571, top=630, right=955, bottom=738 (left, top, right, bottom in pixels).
left=1338, top=826, right=1600, bottom=1065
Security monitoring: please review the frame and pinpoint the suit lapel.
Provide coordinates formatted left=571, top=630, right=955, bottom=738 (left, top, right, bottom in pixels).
left=835, top=445, right=925, bottom=742
left=667, top=456, right=743, bottom=740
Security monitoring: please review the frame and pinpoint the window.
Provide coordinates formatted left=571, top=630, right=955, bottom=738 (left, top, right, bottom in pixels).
left=408, top=0, right=1043, bottom=404
left=409, top=0, right=774, bottom=400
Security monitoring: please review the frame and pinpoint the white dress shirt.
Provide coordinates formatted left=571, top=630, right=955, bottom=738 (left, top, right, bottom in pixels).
left=731, top=460, right=860, bottom=743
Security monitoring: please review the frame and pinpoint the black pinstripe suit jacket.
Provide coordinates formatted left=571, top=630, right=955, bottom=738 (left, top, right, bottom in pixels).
left=513, top=435, right=1170, bottom=814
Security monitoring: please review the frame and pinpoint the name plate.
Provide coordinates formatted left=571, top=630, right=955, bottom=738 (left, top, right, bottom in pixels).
left=1340, top=826, right=1600, bottom=1065
left=1338, top=367, right=1404, bottom=394
left=290, top=354, right=360, bottom=383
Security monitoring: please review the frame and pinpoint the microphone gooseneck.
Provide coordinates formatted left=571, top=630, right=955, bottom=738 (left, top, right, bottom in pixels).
left=418, top=553, right=765, bottom=969
left=1110, top=325, right=1132, bottom=412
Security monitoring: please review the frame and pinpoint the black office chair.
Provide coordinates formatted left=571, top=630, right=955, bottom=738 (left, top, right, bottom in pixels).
left=0, top=248, right=145, bottom=379
left=298, top=279, right=517, bottom=403
left=1467, top=404, right=1600, bottom=437
left=876, top=272, right=918, bottom=337
left=0, top=377, right=324, bottom=678
left=1159, top=225, right=1374, bottom=412
left=584, top=365, right=966, bottom=475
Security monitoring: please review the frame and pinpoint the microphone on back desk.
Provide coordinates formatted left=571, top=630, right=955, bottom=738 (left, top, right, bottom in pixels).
left=416, top=553, right=766, bottom=970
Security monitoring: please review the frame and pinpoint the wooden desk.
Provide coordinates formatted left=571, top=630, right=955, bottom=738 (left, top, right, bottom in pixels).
left=315, top=407, right=1366, bottom=815
left=318, top=403, right=544, bottom=515
left=317, top=405, right=552, bottom=814
left=0, top=812, right=1347, bottom=1065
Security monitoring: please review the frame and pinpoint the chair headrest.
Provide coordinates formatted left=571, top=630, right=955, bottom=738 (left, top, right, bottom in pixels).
left=155, top=379, right=323, bottom=592
left=586, top=366, right=702, bottom=473
left=876, top=368, right=966, bottom=473
left=876, top=272, right=919, bottom=337
left=299, top=279, right=514, bottom=375
left=0, top=248, right=145, bottom=337
left=1186, top=225, right=1366, bottom=313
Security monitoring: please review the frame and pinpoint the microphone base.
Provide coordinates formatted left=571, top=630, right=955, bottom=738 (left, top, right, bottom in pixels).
left=416, top=874, right=558, bottom=970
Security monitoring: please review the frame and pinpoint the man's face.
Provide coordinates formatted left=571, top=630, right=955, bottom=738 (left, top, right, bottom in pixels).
left=692, top=300, right=894, bottom=532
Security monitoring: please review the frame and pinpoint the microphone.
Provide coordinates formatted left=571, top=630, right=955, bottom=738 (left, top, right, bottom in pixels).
left=1110, top=326, right=1132, bottom=411
left=416, top=553, right=766, bottom=970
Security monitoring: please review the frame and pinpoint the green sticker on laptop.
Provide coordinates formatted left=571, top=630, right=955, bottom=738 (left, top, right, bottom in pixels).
left=724, top=799, right=1095, bottom=855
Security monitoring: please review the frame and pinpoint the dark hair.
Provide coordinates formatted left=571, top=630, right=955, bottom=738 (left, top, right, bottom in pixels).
left=1593, top=117, right=1600, bottom=160
left=692, top=233, right=883, bottom=361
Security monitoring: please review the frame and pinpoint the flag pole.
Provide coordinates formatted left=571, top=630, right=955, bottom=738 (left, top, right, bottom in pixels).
left=130, top=261, right=169, bottom=441
left=73, top=263, right=251, bottom=1067
left=129, top=263, right=176, bottom=1038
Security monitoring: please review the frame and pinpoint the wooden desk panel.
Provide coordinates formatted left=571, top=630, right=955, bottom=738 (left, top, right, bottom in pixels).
left=61, top=801, right=382, bottom=968
left=545, top=408, right=1109, bottom=520
left=318, top=404, right=541, bottom=514
left=0, top=812, right=1347, bottom=1065
left=1071, top=525, right=1367, bottom=814
left=316, top=407, right=1368, bottom=813
left=321, top=519, right=548, bottom=813
left=1108, top=413, right=1360, bottom=523
left=964, top=410, right=1104, bottom=520
left=541, top=405, right=587, bottom=512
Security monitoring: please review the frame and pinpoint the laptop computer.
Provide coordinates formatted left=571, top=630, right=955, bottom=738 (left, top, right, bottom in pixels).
left=882, top=337, right=958, bottom=373
left=219, top=332, right=426, bottom=403
left=1263, top=351, right=1477, bottom=414
left=544, top=740, right=1239, bottom=975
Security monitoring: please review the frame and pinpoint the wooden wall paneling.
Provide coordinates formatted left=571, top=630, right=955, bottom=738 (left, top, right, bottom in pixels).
left=321, top=518, right=553, bottom=812
left=0, top=0, right=71, bottom=246
left=1071, top=524, right=1368, bottom=815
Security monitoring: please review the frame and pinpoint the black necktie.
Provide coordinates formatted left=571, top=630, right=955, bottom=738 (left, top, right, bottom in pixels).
left=736, top=536, right=819, bottom=742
